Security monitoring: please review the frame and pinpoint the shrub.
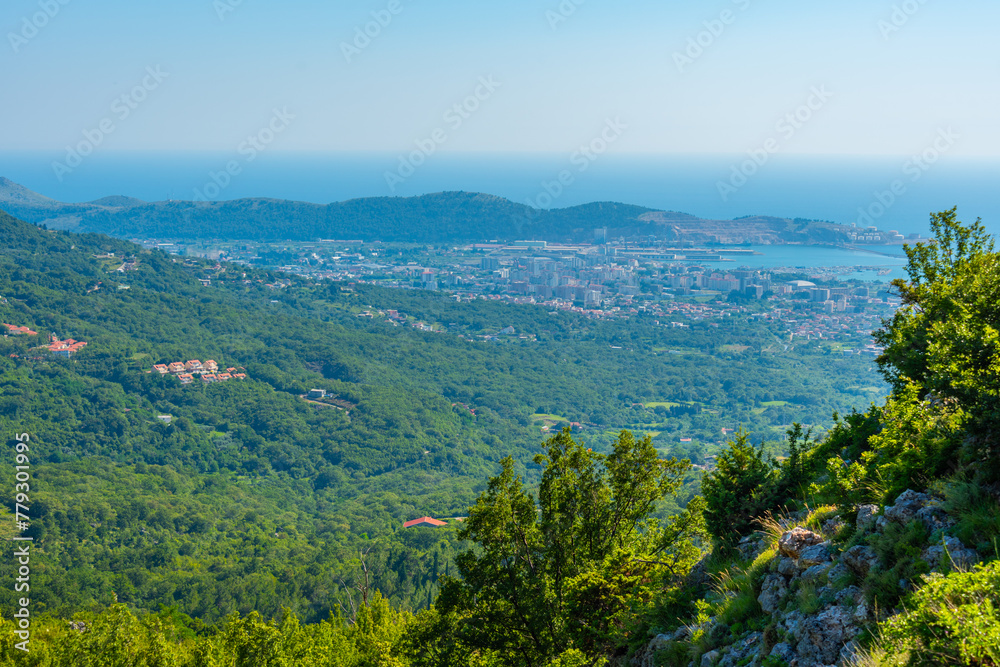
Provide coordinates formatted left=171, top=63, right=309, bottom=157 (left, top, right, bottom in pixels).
left=702, top=429, right=777, bottom=546
left=878, top=560, right=1000, bottom=666
left=866, top=520, right=931, bottom=611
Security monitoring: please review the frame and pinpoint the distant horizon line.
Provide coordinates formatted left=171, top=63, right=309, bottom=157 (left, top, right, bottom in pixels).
left=2, top=149, right=999, bottom=161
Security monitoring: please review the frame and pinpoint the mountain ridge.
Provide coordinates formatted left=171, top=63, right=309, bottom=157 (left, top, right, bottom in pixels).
left=0, top=177, right=854, bottom=244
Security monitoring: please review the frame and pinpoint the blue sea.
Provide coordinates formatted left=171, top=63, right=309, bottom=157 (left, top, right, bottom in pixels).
left=1, top=150, right=996, bottom=277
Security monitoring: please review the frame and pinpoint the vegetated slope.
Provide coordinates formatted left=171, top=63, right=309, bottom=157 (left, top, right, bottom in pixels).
left=1, top=177, right=854, bottom=243
left=0, top=209, right=885, bottom=658
left=631, top=209, right=1000, bottom=667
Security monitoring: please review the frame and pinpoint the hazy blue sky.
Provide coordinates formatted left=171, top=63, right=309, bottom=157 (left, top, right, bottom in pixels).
left=2, top=0, right=998, bottom=156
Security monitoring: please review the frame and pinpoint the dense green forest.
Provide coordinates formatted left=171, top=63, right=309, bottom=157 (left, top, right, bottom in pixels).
left=0, top=205, right=951, bottom=665
left=0, top=178, right=853, bottom=244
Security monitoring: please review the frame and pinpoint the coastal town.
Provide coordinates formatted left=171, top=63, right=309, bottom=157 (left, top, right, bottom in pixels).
left=142, top=236, right=905, bottom=351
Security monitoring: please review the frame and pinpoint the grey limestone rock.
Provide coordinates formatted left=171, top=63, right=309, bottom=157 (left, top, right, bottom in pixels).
left=700, top=650, right=720, bottom=667
left=883, top=489, right=933, bottom=525
left=801, top=562, right=833, bottom=583
left=922, top=536, right=978, bottom=570
left=799, top=542, right=834, bottom=569
left=769, top=642, right=796, bottom=664
left=778, top=556, right=798, bottom=578
left=779, top=527, right=825, bottom=559
left=916, top=504, right=956, bottom=534
left=758, top=573, right=789, bottom=614
left=795, top=605, right=860, bottom=667
left=856, top=504, right=879, bottom=531
left=822, top=516, right=846, bottom=535
left=781, top=610, right=806, bottom=641
left=841, top=545, right=880, bottom=577
left=630, top=633, right=672, bottom=667
left=826, top=562, right=852, bottom=585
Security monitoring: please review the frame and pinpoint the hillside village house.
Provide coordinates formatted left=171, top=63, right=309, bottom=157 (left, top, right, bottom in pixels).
left=44, top=335, right=88, bottom=358
left=3, top=324, right=37, bottom=336
left=403, top=517, right=448, bottom=529
left=154, top=359, right=246, bottom=384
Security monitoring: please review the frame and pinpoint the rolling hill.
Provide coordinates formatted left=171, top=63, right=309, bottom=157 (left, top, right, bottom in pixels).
left=0, top=177, right=853, bottom=244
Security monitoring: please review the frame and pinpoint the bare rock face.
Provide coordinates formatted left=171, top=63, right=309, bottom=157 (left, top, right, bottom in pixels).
left=835, top=585, right=863, bottom=607
left=883, top=489, right=933, bottom=525
left=822, top=516, right=846, bottom=535
left=758, top=573, right=789, bottom=614
left=799, top=542, right=834, bottom=569
left=856, top=504, right=880, bottom=531
left=842, top=545, right=880, bottom=577
left=839, top=640, right=863, bottom=666
left=630, top=634, right=673, bottom=667
left=795, top=605, right=860, bottom=667
left=781, top=610, right=806, bottom=642
left=700, top=650, right=720, bottom=667
left=801, top=562, right=833, bottom=583
left=826, top=561, right=852, bottom=585
left=769, top=642, right=796, bottom=664
left=916, top=505, right=956, bottom=534
left=922, top=536, right=978, bottom=570
left=779, top=527, right=825, bottom=559
left=778, top=556, right=798, bottom=578
left=716, top=633, right=762, bottom=667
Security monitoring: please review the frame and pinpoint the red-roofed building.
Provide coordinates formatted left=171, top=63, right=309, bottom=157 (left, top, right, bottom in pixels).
left=186, top=360, right=203, bottom=371
left=403, top=517, right=448, bottom=529
left=153, top=364, right=169, bottom=374
left=3, top=324, right=37, bottom=336
left=168, top=362, right=186, bottom=373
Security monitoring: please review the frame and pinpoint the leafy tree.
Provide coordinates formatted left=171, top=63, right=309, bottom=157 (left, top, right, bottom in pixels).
left=876, top=207, right=999, bottom=466
left=440, top=430, right=696, bottom=665
left=701, top=428, right=777, bottom=545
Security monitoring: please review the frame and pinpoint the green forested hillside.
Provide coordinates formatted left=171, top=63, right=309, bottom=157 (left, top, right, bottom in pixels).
left=0, top=179, right=853, bottom=244
left=0, top=208, right=891, bottom=663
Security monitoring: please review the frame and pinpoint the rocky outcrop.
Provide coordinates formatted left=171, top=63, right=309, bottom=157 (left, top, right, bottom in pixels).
left=630, top=633, right=673, bottom=667
left=638, top=490, right=982, bottom=667
left=778, top=527, right=824, bottom=559
left=822, top=516, right=846, bottom=535
left=916, top=505, right=957, bottom=533
left=796, top=605, right=861, bottom=666
left=799, top=543, right=833, bottom=568
left=758, top=573, right=789, bottom=613
left=922, top=536, right=978, bottom=569
left=856, top=504, right=879, bottom=531
left=883, top=489, right=934, bottom=525
left=841, top=545, right=880, bottom=577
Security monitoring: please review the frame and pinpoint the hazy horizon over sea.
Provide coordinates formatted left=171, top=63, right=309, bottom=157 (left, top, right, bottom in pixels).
left=2, top=151, right=998, bottom=239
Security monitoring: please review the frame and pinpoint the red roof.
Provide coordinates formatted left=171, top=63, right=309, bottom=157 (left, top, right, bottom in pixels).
left=403, top=516, right=447, bottom=528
